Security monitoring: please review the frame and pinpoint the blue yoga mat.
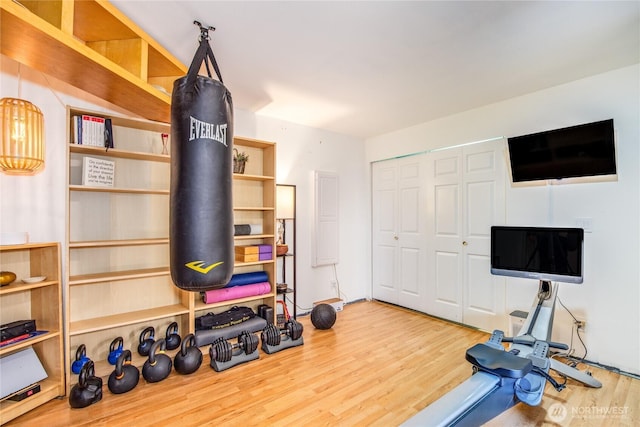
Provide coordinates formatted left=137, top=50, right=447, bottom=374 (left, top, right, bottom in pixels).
left=226, top=271, right=269, bottom=287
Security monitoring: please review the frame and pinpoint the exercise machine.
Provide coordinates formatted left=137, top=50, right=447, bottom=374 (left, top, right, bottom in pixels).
left=402, top=280, right=601, bottom=427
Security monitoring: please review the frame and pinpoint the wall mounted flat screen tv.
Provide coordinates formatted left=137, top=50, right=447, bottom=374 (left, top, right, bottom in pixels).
left=507, top=119, right=616, bottom=184
left=491, top=226, right=584, bottom=284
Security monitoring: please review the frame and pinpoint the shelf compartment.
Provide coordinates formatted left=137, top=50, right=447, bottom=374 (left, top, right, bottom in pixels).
left=69, top=144, right=170, bottom=163
left=0, top=330, right=61, bottom=357
left=234, top=260, right=275, bottom=268
left=69, top=267, right=169, bottom=286
left=0, top=377, right=63, bottom=425
left=69, top=238, right=169, bottom=248
left=0, top=279, right=58, bottom=296
left=69, top=304, right=189, bottom=336
left=233, top=173, right=275, bottom=181
left=234, top=234, right=275, bottom=241
left=69, top=185, right=169, bottom=195
left=194, top=292, right=276, bottom=312
left=234, top=206, right=275, bottom=211
left=0, top=0, right=177, bottom=124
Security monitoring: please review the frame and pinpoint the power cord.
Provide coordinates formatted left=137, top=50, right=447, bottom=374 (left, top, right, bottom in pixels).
left=557, top=296, right=588, bottom=362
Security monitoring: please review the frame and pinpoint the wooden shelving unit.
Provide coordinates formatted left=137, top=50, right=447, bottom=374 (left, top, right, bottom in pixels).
left=193, top=137, right=278, bottom=318
left=0, top=242, right=64, bottom=424
left=65, top=108, right=278, bottom=392
left=65, top=106, right=189, bottom=392
left=0, top=0, right=186, bottom=123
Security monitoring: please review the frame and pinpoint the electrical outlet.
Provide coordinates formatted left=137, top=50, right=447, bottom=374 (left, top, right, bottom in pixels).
left=575, top=319, right=586, bottom=331
left=575, top=217, right=593, bottom=233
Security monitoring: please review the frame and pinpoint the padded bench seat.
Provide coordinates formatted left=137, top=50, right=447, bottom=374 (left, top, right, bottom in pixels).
left=465, top=343, right=532, bottom=379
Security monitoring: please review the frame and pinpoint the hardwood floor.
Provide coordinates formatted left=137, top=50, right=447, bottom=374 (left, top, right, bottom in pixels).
left=5, top=301, right=639, bottom=426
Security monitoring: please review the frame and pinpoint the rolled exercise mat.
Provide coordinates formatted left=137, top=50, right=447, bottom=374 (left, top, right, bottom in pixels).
left=170, top=25, right=234, bottom=291
left=203, top=282, right=270, bottom=304
left=225, top=271, right=269, bottom=288
left=195, top=316, right=267, bottom=347
left=234, top=224, right=251, bottom=236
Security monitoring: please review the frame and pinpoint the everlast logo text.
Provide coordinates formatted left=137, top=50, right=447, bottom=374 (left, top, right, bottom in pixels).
left=189, top=116, right=228, bottom=146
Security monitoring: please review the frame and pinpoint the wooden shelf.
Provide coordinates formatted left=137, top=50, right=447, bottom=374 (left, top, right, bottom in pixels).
left=194, top=292, right=277, bottom=312
left=234, top=206, right=276, bottom=211
left=69, top=144, right=170, bottom=163
left=0, top=243, right=64, bottom=423
left=234, top=234, right=275, bottom=241
left=0, top=279, right=58, bottom=295
left=69, top=185, right=169, bottom=195
left=233, top=173, right=276, bottom=181
left=0, top=0, right=186, bottom=123
left=0, top=330, right=61, bottom=357
left=69, top=238, right=169, bottom=248
left=69, top=304, right=190, bottom=336
left=234, top=137, right=276, bottom=149
left=234, top=260, right=275, bottom=268
left=0, top=377, right=63, bottom=425
left=69, top=267, right=169, bottom=286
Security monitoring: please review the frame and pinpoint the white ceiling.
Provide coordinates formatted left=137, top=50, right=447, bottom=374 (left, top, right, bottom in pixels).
left=111, top=1, right=640, bottom=139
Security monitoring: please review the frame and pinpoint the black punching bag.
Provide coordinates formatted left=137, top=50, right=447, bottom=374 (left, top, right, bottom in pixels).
left=170, top=26, right=234, bottom=291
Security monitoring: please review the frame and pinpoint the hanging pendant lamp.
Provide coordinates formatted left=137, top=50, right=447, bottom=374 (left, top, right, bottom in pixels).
left=0, top=97, right=45, bottom=174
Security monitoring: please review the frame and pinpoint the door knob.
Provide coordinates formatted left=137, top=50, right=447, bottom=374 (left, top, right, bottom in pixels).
left=394, top=235, right=399, bottom=240
left=462, top=241, right=468, bottom=246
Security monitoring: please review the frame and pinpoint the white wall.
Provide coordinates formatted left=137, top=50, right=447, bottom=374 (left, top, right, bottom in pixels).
left=0, top=55, right=370, bottom=317
left=365, top=65, right=640, bottom=375
left=234, top=110, right=369, bottom=311
left=3, top=53, right=637, bottom=374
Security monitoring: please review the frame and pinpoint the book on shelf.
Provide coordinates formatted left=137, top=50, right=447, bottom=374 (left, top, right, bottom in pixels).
left=104, top=118, right=114, bottom=149
left=72, top=115, right=111, bottom=148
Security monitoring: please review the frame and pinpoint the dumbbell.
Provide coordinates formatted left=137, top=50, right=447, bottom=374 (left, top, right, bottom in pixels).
left=209, top=331, right=260, bottom=372
left=209, top=331, right=259, bottom=363
left=261, top=318, right=303, bottom=346
left=261, top=318, right=304, bottom=354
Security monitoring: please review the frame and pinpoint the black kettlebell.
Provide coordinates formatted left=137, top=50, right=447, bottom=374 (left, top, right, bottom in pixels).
left=174, top=333, right=202, bottom=375
left=108, top=350, right=139, bottom=394
left=108, top=336, right=124, bottom=365
left=165, top=322, right=181, bottom=351
left=137, top=326, right=155, bottom=357
left=71, top=344, right=90, bottom=375
left=69, top=360, right=103, bottom=408
left=142, top=338, right=172, bottom=383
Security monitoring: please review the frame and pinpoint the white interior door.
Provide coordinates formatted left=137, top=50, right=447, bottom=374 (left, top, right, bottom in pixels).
left=461, top=140, right=506, bottom=332
left=426, top=139, right=506, bottom=330
left=425, top=148, right=464, bottom=322
left=371, top=156, right=427, bottom=311
left=396, top=156, right=427, bottom=311
left=372, top=160, right=399, bottom=304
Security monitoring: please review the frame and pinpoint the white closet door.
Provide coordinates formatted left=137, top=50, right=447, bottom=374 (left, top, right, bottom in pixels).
left=425, top=139, right=506, bottom=330
left=372, top=161, right=400, bottom=304
left=396, top=156, right=427, bottom=311
left=461, top=140, right=506, bottom=332
left=371, top=156, right=427, bottom=311
left=425, top=148, right=464, bottom=321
